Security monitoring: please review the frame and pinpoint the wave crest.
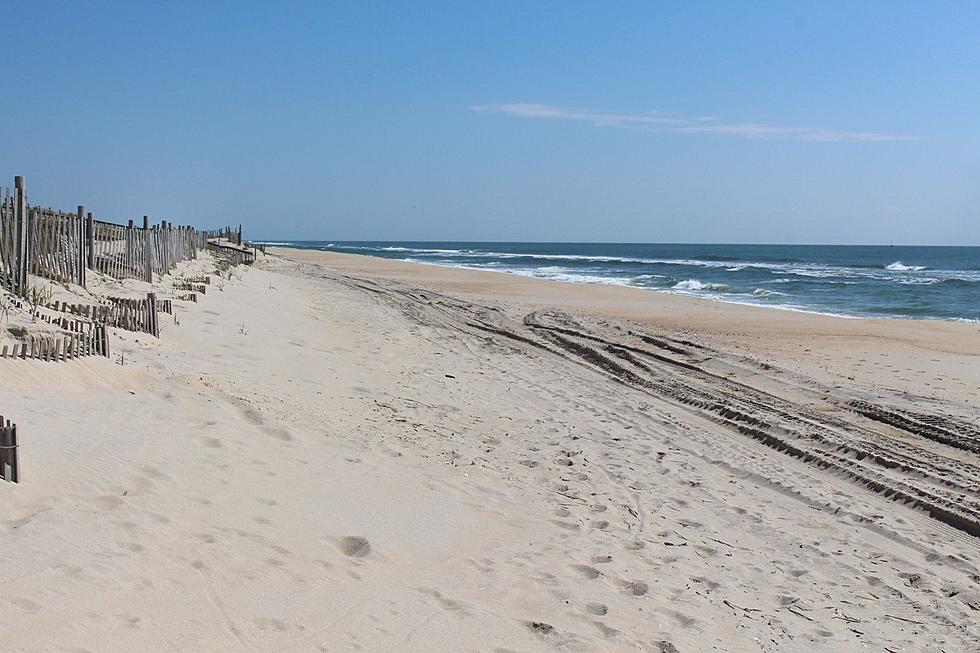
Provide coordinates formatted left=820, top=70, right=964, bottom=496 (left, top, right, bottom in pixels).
left=886, top=261, right=928, bottom=271
left=672, top=279, right=729, bottom=292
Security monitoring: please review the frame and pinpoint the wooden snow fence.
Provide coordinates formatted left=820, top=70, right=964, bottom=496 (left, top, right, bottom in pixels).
left=202, top=226, right=242, bottom=245
left=28, top=207, right=86, bottom=287
left=174, top=281, right=207, bottom=294
left=1, top=175, right=235, bottom=292
left=104, top=294, right=160, bottom=337
left=38, top=293, right=162, bottom=337
left=0, top=325, right=109, bottom=361
left=0, top=416, right=17, bottom=483
left=92, top=218, right=203, bottom=282
left=210, top=241, right=256, bottom=266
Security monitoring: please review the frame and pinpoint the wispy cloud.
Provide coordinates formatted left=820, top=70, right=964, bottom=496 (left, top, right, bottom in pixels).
left=471, top=103, right=914, bottom=143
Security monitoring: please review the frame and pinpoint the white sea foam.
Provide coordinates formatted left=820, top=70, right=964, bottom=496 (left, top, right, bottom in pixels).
left=323, top=245, right=973, bottom=284
left=379, top=246, right=467, bottom=254
left=898, top=277, right=941, bottom=285
left=318, top=244, right=980, bottom=284
left=672, top=279, right=729, bottom=292
left=886, top=261, right=928, bottom=271
left=508, top=267, right=635, bottom=286
left=302, top=243, right=979, bottom=320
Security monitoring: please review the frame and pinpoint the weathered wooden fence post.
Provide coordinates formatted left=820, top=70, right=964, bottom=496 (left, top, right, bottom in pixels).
left=0, top=416, right=17, bottom=483
left=160, top=220, right=168, bottom=273
left=86, top=212, right=95, bottom=270
left=76, top=205, right=87, bottom=287
left=126, top=219, right=135, bottom=273
left=151, top=224, right=158, bottom=277
left=146, top=292, right=158, bottom=337
left=143, top=216, right=152, bottom=283
left=13, top=176, right=29, bottom=294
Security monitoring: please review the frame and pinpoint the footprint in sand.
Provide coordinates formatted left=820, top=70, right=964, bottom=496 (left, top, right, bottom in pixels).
left=585, top=602, right=608, bottom=616
left=337, top=536, right=371, bottom=558
left=623, top=580, right=648, bottom=596
left=263, top=426, right=292, bottom=442
left=572, top=564, right=601, bottom=579
left=526, top=621, right=555, bottom=635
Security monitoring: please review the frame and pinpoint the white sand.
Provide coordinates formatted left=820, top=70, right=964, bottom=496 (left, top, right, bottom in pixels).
left=1, top=248, right=978, bottom=652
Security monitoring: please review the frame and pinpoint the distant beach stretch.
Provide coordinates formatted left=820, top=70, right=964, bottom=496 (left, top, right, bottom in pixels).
left=262, top=241, right=980, bottom=321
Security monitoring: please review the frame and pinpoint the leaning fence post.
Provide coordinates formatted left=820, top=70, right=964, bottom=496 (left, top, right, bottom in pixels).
left=13, top=176, right=29, bottom=295
left=152, top=224, right=158, bottom=277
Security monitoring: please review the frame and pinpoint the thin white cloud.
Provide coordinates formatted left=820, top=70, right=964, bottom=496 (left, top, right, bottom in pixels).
left=472, top=103, right=682, bottom=126
left=471, top=103, right=915, bottom=142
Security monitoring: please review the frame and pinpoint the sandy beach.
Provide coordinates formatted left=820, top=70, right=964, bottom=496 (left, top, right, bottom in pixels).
left=2, top=247, right=979, bottom=652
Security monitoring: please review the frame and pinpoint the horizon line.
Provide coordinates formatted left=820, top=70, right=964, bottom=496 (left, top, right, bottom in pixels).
left=253, top=239, right=976, bottom=248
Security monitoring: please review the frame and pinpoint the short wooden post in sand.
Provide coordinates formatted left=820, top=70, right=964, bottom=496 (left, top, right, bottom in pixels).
left=0, top=416, right=18, bottom=483
left=146, top=292, right=159, bottom=337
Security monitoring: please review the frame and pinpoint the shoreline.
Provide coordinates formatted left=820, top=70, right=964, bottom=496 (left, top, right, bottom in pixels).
left=269, top=246, right=980, bottom=361
left=259, top=242, right=980, bottom=324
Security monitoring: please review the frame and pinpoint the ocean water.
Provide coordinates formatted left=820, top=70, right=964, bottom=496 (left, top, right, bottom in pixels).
left=260, top=241, right=980, bottom=321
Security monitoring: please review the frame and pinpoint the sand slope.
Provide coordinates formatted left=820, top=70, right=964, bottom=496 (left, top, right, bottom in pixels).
left=1, top=250, right=978, bottom=652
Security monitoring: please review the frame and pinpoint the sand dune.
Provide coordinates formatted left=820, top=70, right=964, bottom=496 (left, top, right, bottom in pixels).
left=1, top=248, right=978, bottom=651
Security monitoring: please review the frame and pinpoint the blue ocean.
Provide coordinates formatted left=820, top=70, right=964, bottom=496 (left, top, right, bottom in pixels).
left=261, top=242, right=980, bottom=322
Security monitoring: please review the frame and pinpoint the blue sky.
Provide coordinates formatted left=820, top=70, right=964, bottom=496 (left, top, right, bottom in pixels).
left=1, top=1, right=978, bottom=244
